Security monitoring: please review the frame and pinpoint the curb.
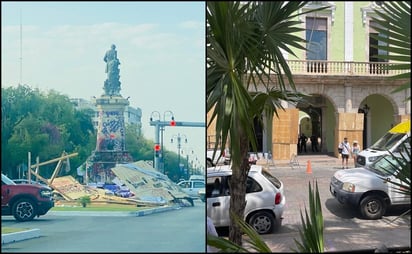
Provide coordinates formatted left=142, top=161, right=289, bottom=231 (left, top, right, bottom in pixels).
left=2, top=205, right=180, bottom=245
left=2, top=229, right=40, bottom=244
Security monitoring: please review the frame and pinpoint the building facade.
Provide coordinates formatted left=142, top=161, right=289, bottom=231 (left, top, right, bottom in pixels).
left=207, top=1, right=410, bottom=160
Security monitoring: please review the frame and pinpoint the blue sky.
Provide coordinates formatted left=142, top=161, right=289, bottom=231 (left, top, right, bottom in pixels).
left=1, top=1, right=206, bottom=170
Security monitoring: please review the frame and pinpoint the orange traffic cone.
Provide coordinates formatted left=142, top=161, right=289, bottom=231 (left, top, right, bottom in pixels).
left=306, top=160, right=312, bottom=174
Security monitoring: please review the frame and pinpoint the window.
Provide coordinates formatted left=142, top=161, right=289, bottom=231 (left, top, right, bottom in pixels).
left=306, top=17, right=327, bottom=73
left=369, top=20, right=388, bottom=74
left=193, top=181, right=205, bottom=188
left=246, top=177, right=262, bottom=193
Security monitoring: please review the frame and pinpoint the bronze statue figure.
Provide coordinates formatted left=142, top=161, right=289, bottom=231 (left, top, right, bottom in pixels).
left=103, top=44, right=121, bottom=95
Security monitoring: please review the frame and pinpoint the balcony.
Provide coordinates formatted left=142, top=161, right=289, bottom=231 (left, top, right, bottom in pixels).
left=287, top=60, right=409, bottom=76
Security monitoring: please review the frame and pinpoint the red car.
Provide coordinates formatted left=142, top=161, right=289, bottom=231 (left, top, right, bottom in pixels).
left=2, top=173, right=54, bottom=221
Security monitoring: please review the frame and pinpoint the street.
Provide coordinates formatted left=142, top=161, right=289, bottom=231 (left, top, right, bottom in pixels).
left=216, top=155, right=410, bottom=252
left=2, top=200, right=206, bottom=252
left=259, top=156, right=410, bottom=252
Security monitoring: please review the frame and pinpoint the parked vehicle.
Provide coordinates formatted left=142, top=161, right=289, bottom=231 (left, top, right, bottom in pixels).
left=177, top=180, right=205, bottom=199
left=330, top=153, right=410, bottom=219
left=12, top=178, right=49, bottom=188
left=207, top=148, right=230, bottom=165
left=206, top=164, right=285, bottom=234
left=2, top=173, right=54, bottom=222
left=356, top=120, right=410, bottom=167
left=189, top=174, right=205, bottom=181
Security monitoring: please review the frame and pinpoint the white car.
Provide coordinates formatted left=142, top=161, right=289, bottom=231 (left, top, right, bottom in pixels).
left=206, top=164, right=285, bottom=234
left=330, top=153, right=410, bottom=219
left=177, top=180, right=205, bottom=199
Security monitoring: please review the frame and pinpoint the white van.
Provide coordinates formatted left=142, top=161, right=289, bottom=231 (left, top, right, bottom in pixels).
left=356, top=120, right=410, bottom=167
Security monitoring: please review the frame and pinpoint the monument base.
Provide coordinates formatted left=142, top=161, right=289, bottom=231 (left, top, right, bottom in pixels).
left=86, top=150, right=133, bottom=184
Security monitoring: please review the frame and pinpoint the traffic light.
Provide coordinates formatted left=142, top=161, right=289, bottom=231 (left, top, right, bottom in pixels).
left=154, top=144, right=161, bottom=157
left=170, top=117, right=176, bottom=127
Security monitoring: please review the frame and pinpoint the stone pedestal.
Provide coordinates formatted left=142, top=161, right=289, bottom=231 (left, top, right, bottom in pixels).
left=86, top=95, right=133, bottom=183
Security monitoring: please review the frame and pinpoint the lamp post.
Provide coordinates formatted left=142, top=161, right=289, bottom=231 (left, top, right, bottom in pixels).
left=150, top=110, right=175, bottom=172
left=171, top=133, right=187, bottom=179
left=181, top=147, right=195, bottom=177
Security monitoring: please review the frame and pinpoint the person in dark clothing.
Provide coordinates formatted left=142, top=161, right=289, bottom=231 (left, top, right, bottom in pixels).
left=299, top=134, right=308, bottom=153
left=310, top=134, right=319, bottom=152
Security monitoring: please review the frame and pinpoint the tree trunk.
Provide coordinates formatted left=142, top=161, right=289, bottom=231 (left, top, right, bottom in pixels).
left=228, top=127, right=251, bottom=246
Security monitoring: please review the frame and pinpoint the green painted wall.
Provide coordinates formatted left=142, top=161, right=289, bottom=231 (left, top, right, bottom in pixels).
left=330, top=2, right=345, bottom=61
left=353, top=2, right=370, bottom=62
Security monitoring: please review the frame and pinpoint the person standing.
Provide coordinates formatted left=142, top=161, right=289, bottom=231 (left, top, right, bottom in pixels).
left=338, top=137, right=351, bottom=169
left=299, top=133, right=308, bottom=153
left=352, top=140, right=361, bottom=166
left=310, top=134, right=319, bottom=152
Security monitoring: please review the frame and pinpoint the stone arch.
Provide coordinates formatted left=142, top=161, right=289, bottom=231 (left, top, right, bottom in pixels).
left=295, top=93, right=337, bottom=154
left=359, top=93, right=401, bottom=148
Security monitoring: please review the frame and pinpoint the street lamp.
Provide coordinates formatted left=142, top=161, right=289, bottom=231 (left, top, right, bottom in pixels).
left=171, top=133, right=187, bottom=179
left=181, top=148, right=195, bottom=177
left=150, top=110, right=175, bottom=172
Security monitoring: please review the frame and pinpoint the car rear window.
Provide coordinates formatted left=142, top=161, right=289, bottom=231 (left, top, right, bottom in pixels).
left=261, top=170, right=282, bottom=188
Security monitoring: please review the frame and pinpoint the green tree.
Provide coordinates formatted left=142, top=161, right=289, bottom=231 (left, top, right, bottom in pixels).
left=1, top=85, right=95, bottom=178
left=207, top=1, right=326, bottom=245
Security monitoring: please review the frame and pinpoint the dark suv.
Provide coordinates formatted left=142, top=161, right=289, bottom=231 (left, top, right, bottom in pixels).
left=1, top=173, right=54, bottom=221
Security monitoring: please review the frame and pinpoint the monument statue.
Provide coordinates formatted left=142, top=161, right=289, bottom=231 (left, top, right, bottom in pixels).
left=103, top=44, right=121, bottom=95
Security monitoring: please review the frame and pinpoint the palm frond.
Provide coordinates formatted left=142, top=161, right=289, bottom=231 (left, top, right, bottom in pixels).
left=370, top=2, right=411, bottom=99
left=206, top=211, right=272, bottom=253
left=377, top=142, right=411, bottom=196
left=292, top=180, right=324, bottom=253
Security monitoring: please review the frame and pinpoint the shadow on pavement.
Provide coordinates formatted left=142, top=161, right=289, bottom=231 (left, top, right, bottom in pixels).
left=324, top=198, right=360, bottom=219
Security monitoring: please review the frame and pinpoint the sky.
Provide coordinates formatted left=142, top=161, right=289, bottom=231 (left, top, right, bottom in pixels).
left=1, top=1, right=206, bottom=170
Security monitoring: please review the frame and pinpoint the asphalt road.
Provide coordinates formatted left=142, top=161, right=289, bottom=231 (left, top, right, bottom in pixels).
left=2, top=200, right=206, bottom=252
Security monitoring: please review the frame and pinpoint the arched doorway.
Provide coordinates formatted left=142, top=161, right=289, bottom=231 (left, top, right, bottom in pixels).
left=298, top=106, right=322, bottom=154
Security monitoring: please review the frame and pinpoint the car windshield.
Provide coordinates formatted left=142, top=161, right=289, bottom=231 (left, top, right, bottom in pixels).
left=370, top=133, right=405, bottom=151
left=1, top=174, right=16, bottom=185
left=368, top=155, right=404, bottom=176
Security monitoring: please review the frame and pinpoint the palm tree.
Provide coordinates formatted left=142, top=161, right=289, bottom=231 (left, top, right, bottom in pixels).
left=370, top=1, right=410, bottom=99
left=206, top=1, right=328, bottom=245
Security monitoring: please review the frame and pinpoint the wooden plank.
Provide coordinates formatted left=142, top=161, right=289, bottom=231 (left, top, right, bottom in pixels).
left=30, top=153, right=78, bottom=168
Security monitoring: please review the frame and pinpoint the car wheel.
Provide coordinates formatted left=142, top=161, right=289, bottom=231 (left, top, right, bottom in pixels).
left=12, top=198, right=37, bottom=222
left=184, top=197, right=194, bottom=207
left=360, top=195, right=386, bottom=220
left=248, top=211, right=275, bottom=234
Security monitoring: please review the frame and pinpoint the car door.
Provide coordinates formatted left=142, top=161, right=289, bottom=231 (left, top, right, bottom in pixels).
left=206, top=175, right=231, bottom=227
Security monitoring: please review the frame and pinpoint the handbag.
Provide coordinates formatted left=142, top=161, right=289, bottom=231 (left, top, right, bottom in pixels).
left=338, top=142, right=344, bottom=154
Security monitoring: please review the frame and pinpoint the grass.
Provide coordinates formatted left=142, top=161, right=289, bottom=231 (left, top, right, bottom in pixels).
left=51, top=202, right=149, bottom=212
left=2, top=227, right=30, bottom=234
